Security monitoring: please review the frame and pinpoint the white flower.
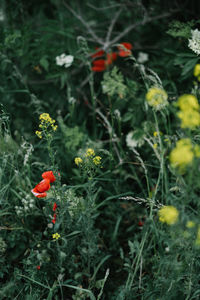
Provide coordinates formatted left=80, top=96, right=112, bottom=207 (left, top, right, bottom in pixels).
left=137, top=52, right=149, bottom=64
left=68, top=97, right=76, bottom=105
left=47, top=223, right=53, bottom=229
left=114, top=109, right=121, bottom=120
left=126, top=131, right=145, bottom=149
left=188, top=29, right=200, bottom=55
left=56, top=54, right=74, bottom=68
left=126, top=132, right=138, bottom=149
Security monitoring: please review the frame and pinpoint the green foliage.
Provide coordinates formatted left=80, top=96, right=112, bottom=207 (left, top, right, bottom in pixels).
left=102, top=67, right=127, bottom=98
left=2, top=0, right=200, bottom=299
left=166, top=20, right=198, bottom=39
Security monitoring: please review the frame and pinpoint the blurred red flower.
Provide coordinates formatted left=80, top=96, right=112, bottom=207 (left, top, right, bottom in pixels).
left=52, top=213, right=57, bottom=224
left=42, top=171, right=56, bottom=183
left=31, top=178, right=50, bottom=198
left=92, top=52, right=118, bottom=72
left=53, top=202, right=57, bottom=211
left=118, top=42, right=132, bottom=57
left=31, top=171, right=56, bottom=198
left=138, top=220, right=144, bottom=227
left=91, top=48, right=105, bottom=58
left=92, top=59, right=106, bottom=72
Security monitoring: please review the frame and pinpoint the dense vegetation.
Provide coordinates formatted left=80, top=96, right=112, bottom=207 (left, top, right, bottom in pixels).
left=1, top=1, right=200, bottom=299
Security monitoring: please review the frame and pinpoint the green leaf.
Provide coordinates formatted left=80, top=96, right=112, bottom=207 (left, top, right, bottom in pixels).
left=39, top=56, right=49, bottom=71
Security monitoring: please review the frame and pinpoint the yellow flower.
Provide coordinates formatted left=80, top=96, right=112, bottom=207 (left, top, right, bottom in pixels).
left=194, top=64, right=200, bottom=80
left=194, top=144, right=200, bottom=157
left=177, top=109, right=200, bottom=129
left=52, top=233, right=60, bottom=240
left=52, top=125, right=58, bottom=131
left=177, top=94, right=199, bottom=111
left=74, top=157, right=83, bottom=166
left=93, top=156, right=102, bottom=165
left=146, top=87, right=168, bottom=110
left=86, top=148, right=95, bottom=157
left=40, top=113, right=51, bottom=121
left=38, top=113, right=57, bottom=131
left=158, top=206, right=179, bottom=225
left=186, top=221, right=195, bottom=228
left=169, top=138, right=197, bottom=172
left=153, top=131, right=162, bottom=137
left=35, top=130, right=42, bottom=139
left=153, top=143, right=158, bottom=149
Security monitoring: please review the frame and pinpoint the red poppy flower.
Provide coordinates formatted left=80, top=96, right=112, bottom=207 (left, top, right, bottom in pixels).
left=91, top=48, right=105, bottom=58
left=91, top=52, right=118, bottom=72
left=106, top=52, right=118, bottom=65
left=138, top=220, right=144, bottom=227
left=92, top=59, right=106, bottom=72
left=31, top=189, right=47, bottom=198
left=31, top=178, right=50, bottom=198
left=118, top=42, right=132, bottom=57
left=42, top=171, right=56, bottom=183
left=37, top=265, right=41, bottom=270
left=53, top=202, right=57, bottom=211
left=52, top=213, right=57, bottom=224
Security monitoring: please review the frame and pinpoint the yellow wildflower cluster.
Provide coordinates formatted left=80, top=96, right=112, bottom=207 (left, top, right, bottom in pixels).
left=74, top=148, right=102, bottom=168
left=35, top=130, right=42, bottom=139
left=86, top=148, right=95, bottom=157
left=158, top=206, right=179, bottom=225
left=146, top=86, right=168, bottom=110
left=93, top=156, right=102, bottom=165
left=170, top=138, right=200, bottom=172
left=176, top=94, right=200, bottom=129
left=39, top=113, right=57, bottom=131
left=194, top=64, right=200, bottom=81
left=186, top=221, right=195, bottom=228
left=35, top=113, right=57, bottom=139
left=74, top=157, right=83, bottom=166
left=52, top=233, right=60, bottom=240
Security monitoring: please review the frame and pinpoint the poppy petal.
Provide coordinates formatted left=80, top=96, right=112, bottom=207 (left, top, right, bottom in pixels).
left=42, top=171, right=56, bottom=183
left=34, top=179, right=50, bottom=193
left=118, top=42, right=132, bottom=50
left=106, top=52, right=118, bottom=65
left=92, top=59, right=106, bottom=67
left=53, top=202, right=57, bottom=211
left=118, top=50, right=132, bottom=57
left=31, top=188, right=47, bottom=198
left=92, top=66, right=106, bottom=72
left=118, top=43, right=132, bottom=57
left=91, top=48, right=105, bottom=58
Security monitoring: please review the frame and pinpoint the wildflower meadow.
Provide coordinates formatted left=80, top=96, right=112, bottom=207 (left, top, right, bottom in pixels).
left=2, top=1, right=200, bottom=299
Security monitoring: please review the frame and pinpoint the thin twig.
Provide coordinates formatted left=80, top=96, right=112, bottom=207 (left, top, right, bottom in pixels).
left=87, top=3, right=122, bottom=11
left=63, top=1, right=104, bottom=45
left=109, top=9, right=180, bottom=46
left=105, top=7, right=123, bottom=46
left=96, top=108, right=123, bottom=164
left=96, top=108, right=112, bottom=135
